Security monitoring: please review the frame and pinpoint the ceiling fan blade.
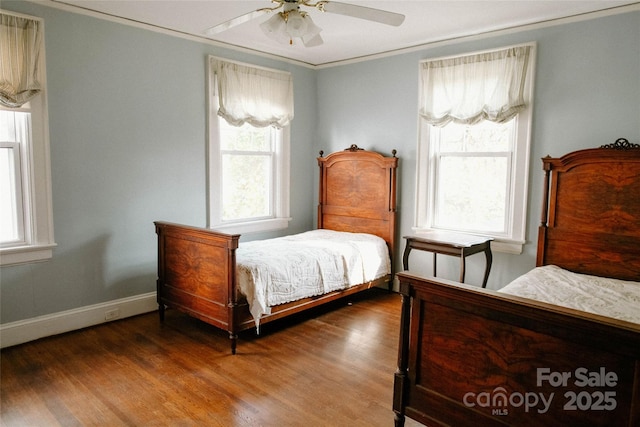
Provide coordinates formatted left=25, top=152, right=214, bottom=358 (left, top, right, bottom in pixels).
left=318, top=1, right=405, bottom=26
left=204, top=9, right=271, bottom=36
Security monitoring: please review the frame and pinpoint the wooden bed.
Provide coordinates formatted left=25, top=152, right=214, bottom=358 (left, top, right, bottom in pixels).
left=155, top=145, right=398, bottom=354
left=393, top=138, right=640, bottom=427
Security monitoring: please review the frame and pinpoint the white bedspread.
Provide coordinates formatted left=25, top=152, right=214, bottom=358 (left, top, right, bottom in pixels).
left=499, top=265, right=640, bottom=324
left=236, top=229, right=391, bottom=328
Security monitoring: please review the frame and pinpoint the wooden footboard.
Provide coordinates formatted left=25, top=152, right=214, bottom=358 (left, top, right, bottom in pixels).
left=155, top=221, right=245, bottom=352
left=393, top=272, right=640, bottom=427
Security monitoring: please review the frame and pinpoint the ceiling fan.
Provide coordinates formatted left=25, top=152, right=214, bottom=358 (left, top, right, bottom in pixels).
left=204, top=0, right=405, bottom=47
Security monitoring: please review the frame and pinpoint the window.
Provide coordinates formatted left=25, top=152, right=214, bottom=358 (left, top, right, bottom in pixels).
left=0, top=11, right=55, bottom=266
left=414, top=44, right=535, bottom=253
left=207, top=57, right=292, bottom=234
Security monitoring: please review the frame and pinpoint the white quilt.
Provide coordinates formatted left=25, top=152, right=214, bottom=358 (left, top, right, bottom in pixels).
left=236, top=229, right=391, bottom=328
left=499, top=265, right=640, bottom=324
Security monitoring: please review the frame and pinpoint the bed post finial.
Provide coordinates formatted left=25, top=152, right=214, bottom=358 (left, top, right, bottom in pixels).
left=392, top=149, right=397, bottom=157
left=319, top=150, right=324, bottom=157
left=600, top=138, right=640, bottom=150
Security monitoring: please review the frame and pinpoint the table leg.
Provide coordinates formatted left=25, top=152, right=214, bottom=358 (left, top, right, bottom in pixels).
left=459, top=252, right=466, bottom=283
left=482, top=247, right=493, bottom=288
left=402, top=244, right=411, bottom=271
left=433, top=252, right=437, bottom=277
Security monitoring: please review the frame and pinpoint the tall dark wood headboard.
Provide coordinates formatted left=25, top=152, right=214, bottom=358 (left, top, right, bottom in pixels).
left=317, top=144, right=398, bottom=263
left=537, top=138, right=640, bottom=281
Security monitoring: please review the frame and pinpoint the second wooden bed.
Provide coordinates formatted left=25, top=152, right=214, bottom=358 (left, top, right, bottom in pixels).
left=393, top=139, right=640, bottom=426
left=155, top=145, right=398, bottom=354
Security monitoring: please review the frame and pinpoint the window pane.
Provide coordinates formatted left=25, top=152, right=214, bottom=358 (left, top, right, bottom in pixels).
left=0, top=147, right=20, bottom=243
left=219, top=121, right=272, bottom=152
left=0, top=110, right=17, bottom=141
left=1, top=109, right=28, bottom=245
left=1, top=109, right=29, bottom=143
left=439, top=120, right=513, bottom=152
left=222, top=154, right=271, bottom=221
left=434, top=156, right=508, bottom=233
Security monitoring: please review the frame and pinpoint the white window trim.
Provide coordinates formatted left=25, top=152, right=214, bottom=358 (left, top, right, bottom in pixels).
left=413, top=43, right=536, bottom=254
left=206, top=56, right=291, bottom=235
left=0, top=11, right=55, bottom=266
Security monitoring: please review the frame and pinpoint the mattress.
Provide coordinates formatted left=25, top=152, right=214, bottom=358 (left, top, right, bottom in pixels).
left=499, top=265, right=640, bottom=325
left=236, top=229, right=391, bottom=328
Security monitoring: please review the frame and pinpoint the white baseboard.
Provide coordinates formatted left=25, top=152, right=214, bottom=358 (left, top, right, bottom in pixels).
left=0, top=292, right=158, bottom=348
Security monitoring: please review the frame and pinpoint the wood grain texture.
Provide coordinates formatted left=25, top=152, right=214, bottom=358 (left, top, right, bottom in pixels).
left=394, top=273, right=640, bottom=427
left=317, top=147, right=398, bottom=259
left=537, top=143, right=640, bottom=280
left=1, top=290, right=422, bottom=427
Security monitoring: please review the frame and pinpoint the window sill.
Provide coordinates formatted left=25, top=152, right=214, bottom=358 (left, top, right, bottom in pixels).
left=490, top=239, right=524, bottom=255
left=0, top=243, right=57, bottom=267
left=211, top=217, right=291, bottom=235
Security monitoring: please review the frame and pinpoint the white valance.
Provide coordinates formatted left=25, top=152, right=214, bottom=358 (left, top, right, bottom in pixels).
left=0, top=12, right=43, bottom=108
left=419, top=46, right=531, bottom=126
left=214, top=59, right=294, bottom=128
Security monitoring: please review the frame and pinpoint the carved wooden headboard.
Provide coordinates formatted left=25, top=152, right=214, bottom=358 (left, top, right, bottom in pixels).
left=537, top=138, right=640, bottom=281
left=317, top=144, right=398, bottom=263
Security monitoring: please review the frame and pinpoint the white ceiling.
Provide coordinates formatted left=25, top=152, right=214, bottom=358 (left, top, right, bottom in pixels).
left=49, top=0, right=639, bottom=67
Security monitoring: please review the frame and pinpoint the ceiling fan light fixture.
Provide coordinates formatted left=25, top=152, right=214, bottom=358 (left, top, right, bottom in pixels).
left=301, top=16, right=322, bottom=42
left=260, top=12, right=288, bottom=43
left=302, top=32, right=323, bottom=48
left=285, top=10, right=307, bottom=38
left=260, top=8, right=322, bottom=46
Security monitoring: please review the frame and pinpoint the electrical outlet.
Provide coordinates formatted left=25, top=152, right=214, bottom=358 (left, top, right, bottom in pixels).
left=105, top=308, right=120, bottom=321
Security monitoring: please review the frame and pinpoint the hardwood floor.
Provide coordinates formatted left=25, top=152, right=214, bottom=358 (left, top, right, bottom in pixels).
left=1, top=289, right=422, bottom=426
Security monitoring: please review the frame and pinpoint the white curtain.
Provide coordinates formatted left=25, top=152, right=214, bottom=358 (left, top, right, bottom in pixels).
left=419, top=46, right=531, bottom=126
left=0, top=12, right=43, bottom=108
left=214, top=59, right=294, bottom=128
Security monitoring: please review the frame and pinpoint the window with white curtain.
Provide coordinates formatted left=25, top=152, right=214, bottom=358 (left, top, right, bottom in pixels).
left=414, top=43, right=536, bottom=253
left=0, top=10, right=55, bottom=266
left=207, top=57, right=292, bottom=234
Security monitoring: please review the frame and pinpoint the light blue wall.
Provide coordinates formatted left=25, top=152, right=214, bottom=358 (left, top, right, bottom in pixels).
left=1, top=2, right=638, bottom=324
left=316, top=10, right=640, bottom=288
left=1, top=1, right=318, bottom=323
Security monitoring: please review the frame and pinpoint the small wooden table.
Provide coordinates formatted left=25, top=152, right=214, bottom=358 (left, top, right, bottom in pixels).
left=403, top=231, right=493, bottom=288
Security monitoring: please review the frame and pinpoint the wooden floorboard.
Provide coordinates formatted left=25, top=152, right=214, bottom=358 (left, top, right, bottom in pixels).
left=1, top=289, right=422, bottom=426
